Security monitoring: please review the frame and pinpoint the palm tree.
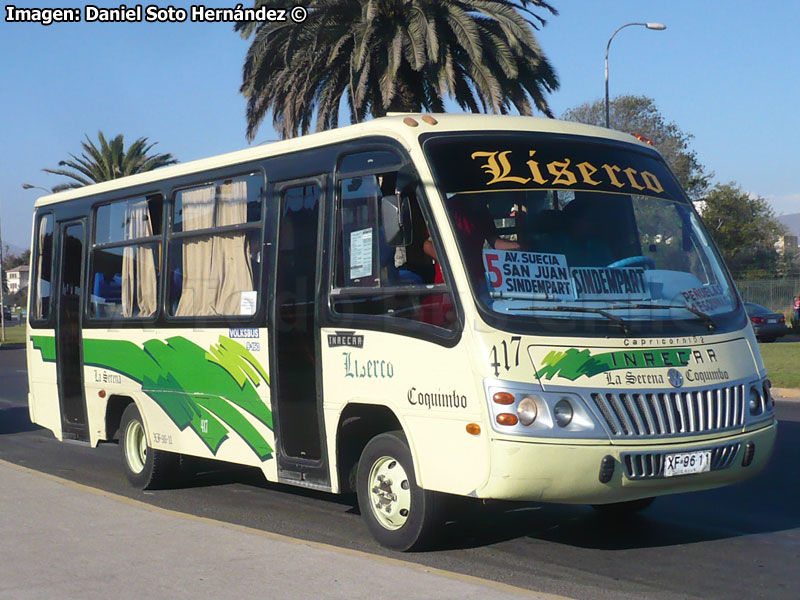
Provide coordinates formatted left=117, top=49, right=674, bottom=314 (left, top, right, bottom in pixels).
left=41, top=132, right=178, bottom=193
left=237, top=0, right=559, bottom=140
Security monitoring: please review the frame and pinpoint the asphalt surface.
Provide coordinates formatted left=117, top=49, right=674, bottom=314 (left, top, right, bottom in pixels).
left=1, top=346, right=799, bottom=600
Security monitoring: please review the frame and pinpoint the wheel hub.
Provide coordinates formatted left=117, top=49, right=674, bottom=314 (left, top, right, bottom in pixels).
left=368, top=456, right=411, bottom=530
left=124, top=419, right=147, bottom=474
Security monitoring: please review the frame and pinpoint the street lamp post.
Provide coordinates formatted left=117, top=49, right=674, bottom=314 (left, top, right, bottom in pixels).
left=605, top=22, right=666, bottom=128
left=22, top=183, right=51, bottom=193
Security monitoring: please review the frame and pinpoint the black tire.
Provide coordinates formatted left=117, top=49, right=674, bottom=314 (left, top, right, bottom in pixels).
left=592, top=496, right=655, bottom=517
left=357, top=431, right=443, bottom=551
left=119, top=403, right=179, bottom=489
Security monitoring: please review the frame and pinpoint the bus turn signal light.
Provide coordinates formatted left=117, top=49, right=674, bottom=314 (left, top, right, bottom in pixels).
left=496, top=413, right=518, bottom=426
left=466, top=423, right=481, bottom=435
left=493, top=392, right=515, bottom=405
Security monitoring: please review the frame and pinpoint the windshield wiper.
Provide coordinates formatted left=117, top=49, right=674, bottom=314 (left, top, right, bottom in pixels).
left=513, top=305, right=631, bottom=335
left=614, top=302, right=717, bottom=331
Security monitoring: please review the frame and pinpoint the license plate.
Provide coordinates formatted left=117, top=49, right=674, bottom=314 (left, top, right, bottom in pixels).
left=767, top=318, right=777, bottom=323
left=663, top=450, right=712, bottom=477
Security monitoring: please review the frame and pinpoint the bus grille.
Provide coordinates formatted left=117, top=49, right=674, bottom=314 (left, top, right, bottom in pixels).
left=590, top=385, right=746, bottom=438
left=622, top=442, right=741, bottom=479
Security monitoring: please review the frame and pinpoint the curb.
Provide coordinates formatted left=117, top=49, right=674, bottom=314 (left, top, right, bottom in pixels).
left=774, top=387, right=800, bottom=399
left=0, top=458, right=574, bottom=600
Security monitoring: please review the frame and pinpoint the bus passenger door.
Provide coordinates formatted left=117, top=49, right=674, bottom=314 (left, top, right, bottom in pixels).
left=270, top=177, right=329, bottom=486
left=55, top=220, right=89, bottom=441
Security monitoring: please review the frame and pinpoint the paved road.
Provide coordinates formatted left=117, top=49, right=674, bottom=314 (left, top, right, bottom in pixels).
left=1, top=347, right=798, bottom=600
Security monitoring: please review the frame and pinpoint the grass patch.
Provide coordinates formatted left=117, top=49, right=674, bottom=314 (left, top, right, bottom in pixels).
left=759, top=338, right=800, bottom=389
left=0, top=323, right=27, bottom=348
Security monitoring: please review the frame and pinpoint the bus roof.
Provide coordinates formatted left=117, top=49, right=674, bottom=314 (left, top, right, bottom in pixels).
left=33, top=114, right=654, bottom=208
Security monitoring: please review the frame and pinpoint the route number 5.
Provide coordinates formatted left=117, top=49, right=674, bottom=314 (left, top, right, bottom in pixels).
left=485, top=252, right=502, bottom=288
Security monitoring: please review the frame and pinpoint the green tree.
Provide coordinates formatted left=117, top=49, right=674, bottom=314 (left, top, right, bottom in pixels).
left=4, top=249, right=30, bottom=270
left=700, top=183, right=787, bottom=278
left=41, top=132, right=177, bottom=193
left=237, top=0, right=559, bottom=140
left=563, top=95, right=711, bottom=199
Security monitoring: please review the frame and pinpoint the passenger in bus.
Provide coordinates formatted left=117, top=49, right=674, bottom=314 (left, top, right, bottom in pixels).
left=420, top=196, right=518, bottom=326
left=424, top=195, right=519, bottom=285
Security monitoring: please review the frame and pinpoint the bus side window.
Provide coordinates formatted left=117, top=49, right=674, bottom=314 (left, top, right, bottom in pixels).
left=90, top=194, right=162, bottom=320
left=32, top=213, right=54, bottom=321
left=168, top=172, right=263, bottom=319
left=332, top=160, right=456, bottom=330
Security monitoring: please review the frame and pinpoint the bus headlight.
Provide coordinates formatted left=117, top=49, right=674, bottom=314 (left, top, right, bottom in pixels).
left=554, top=399, right=573, bottom=427
left=484, top=381, right=608, bottom=439
left=517, top=397, right=538, bottom=426
left=748, top=386, right=763, bottom=416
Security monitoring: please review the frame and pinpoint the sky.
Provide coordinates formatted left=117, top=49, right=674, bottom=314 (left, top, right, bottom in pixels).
left=2, top=0, right=799, bottom=252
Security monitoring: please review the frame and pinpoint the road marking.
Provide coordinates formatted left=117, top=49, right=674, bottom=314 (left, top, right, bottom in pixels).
left=0, top=458, right=575, bottom=600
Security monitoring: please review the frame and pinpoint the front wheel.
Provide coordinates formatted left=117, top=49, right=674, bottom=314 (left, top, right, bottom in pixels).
left=357, top=431, right=442, bottom=551
left=120, top=403, right=178, bottom=489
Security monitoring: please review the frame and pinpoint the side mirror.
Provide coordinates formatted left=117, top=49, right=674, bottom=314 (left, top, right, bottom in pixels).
left=380, top=193, right=413, bottom=247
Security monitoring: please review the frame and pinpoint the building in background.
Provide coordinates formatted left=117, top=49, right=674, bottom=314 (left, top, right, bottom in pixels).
left=6, top=265, right=29, bottom=293
left=775, top=234, right=799, bottom=256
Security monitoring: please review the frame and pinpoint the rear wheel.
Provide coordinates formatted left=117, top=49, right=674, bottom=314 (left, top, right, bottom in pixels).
left=120, top=403, right=178, bottom=489
left=592, top=497, right=655, bottom=516
left=357, top=431, right=442, bottom=551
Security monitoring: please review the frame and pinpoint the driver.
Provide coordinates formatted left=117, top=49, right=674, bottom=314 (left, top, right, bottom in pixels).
left=559, top=197, right=615, bottom=267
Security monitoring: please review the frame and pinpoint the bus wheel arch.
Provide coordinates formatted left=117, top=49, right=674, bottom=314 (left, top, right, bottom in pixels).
left=119, top=402, right=179, bottom=490
left=336, top=403, right=405, bottom=494
left=105, top=394, right=135, bottom=441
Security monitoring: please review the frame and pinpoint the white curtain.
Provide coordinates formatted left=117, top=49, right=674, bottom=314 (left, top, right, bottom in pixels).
left=211, top=181, right=254, bottom=315
left=175, top=186, right=216, bottom=316
left=174, top=181, right=255, bottom=317
left=122, top=199, right=157, bottom=318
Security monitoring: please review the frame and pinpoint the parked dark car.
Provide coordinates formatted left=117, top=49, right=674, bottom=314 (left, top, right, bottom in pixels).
left=745, top=302, right=788, bottom=342
left=1, top=307, right=11, bottom=323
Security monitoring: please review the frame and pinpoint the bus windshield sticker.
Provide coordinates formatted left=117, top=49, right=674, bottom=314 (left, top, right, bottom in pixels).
left=425, top=136, right=685, bottom=200
left=571, top=267, right=649, bottom=300
left=680, top=284, right=731, bottom=315
left=483, top=249, right=573, bottom=299
left=349, top=227, right=373, bottom=280
left=239, top=291, right=257, bottom=315
left=470, top=150, right=665, bottom=196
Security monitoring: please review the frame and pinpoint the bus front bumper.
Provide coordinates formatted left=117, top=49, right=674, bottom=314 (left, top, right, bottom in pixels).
left=475, top=421, right=776, bottom=504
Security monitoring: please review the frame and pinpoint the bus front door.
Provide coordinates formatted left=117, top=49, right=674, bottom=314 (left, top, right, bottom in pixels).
left=270, top=178, right=328, bottom=486
left=55, top=220, right=89, bottom=441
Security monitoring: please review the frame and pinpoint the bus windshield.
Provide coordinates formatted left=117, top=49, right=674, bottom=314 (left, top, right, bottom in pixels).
left=423, top=133, right=742, bottom=336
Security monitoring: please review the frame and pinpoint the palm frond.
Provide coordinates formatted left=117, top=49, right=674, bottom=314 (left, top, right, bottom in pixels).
left=240, top=0, right=559, bottom=138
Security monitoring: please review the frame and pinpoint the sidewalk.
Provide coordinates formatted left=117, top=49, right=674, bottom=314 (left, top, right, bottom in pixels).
left=0, top=460, right=566, bottom=600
